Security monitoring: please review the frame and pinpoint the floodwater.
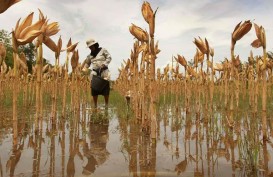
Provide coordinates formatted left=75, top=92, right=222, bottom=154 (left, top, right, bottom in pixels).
left=0, top=98, right=273, bottom=177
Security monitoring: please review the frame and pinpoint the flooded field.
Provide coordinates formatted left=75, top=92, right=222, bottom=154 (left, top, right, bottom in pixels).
left=0, top=91, right=273, bottom=177
left=2, top=0, right=273, bottom=177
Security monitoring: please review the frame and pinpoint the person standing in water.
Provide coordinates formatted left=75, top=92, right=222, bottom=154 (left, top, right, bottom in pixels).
left=82, top=38, right=112, bottom=108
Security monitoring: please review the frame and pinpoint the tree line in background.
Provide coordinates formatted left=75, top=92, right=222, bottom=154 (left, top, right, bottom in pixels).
left=0, top=29, right=50, bottom=73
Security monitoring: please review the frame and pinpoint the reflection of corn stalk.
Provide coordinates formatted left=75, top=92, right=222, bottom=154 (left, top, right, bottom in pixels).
left=238, top=131, right=259, bottom=175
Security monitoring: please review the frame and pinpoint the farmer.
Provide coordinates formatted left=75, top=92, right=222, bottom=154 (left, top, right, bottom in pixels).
left=82, top=38, right=112, bottom=108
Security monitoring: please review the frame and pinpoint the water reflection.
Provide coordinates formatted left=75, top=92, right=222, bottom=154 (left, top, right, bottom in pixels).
left=82, top=114, right=109, bottom=176
left=6, top=141, right=24, bottom=177
left=0, top=101, right=273, bottom=176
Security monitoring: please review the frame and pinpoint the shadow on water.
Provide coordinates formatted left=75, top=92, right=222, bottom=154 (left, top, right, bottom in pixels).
left=0, top=91, right=273, bottom=177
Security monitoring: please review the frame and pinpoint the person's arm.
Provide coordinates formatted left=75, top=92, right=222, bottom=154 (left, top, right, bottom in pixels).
left=81, top=56, right=92, bottom=71
left=102, top=49, right=112, bottom=67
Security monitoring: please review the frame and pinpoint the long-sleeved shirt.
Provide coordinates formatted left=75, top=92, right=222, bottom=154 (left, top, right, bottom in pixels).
left=84, top=48, right=112, bottom=70
left=83, top=48, right=112, bottom=80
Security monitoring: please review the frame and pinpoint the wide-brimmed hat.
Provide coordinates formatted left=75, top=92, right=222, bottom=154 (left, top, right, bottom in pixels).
left=86, top=38, right=97, bottom=48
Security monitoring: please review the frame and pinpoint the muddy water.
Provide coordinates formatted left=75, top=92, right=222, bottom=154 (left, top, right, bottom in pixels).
left=0, top=101, right=273, bottom=177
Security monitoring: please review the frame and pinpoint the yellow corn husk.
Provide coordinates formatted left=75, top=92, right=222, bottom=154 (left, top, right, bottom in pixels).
left=233, top=55, right=241, bottom=67
left=141, top=1, right=153, bottom=24
left=144, top=53, right=152, bottom=63
left=214, top=63, right=224, bottom=71
left=232, top=20, right=252, bottom=42
left=210, top=48, right=214, bottom=57
left=258, top=58, right=263, bottom=66
left=251, top=39, right=262, bottom=48
left=59, top=65, right=65, bottom=76
left=141, top=1, right=156, bottom=36
left=176, top=54, right=187, bottom=67
left=40, top=19, right=48, bottom=33
left=67, top=38, right=72, bottom=48
left=148, top=16, right=155, bottom=37
left=200, top=70, right=206, bottom=80
left=155, top=48, right=161, bottom=56
left=124, top=59, right=130, bottom=70
left=129, top=24, right=149, bottom=42
left=16, top=30, right=42, bottom=45
left=42, top=64, right=49, bottom=73
left=187, top=66, right=197, bottom=77
left=71, top=50, right=79, bottom=70
left=1, top=61, right=8, bottom=73
left=57, top=36, right=62, bottom=52
left=224, top=59, right=232, bottom=69
left=261, top=27, right=266, bottom=49
left=45, top=22, right=60, bottom=36
left=0, top=43, right=6, bottom=65
left=130, top=50, right=134, bottom=61
left=177, top=73, right=183, bottom=80
left=76, top=50, right=79, bottom=63
left=156, top=68, right=161, bottom=79
left=253, top=24, right=266, bottom=49
left=197, top=49, right=204, bottom=63
left=205, top=38, right=209, bottom=55
left=15, top=53, right=27, bottom=72
left=133, top=41, right=138, bottom=52
left=260, top=63, right=267, bottom=71
left=126, top=58, right=130, bottom=66
left=193, top=37, right=207, bottom=54
left=38, top=8, right=45, bottom=20
left=155, top=41, right=160, bottom=55
left=19, top=18, right=45, bottom=40
left=248, top=51, right=255, bottom=65
left=267, top=60, right=273, bottom=69
left=55, top=35, right=62, bottom=58
left=15, top=12, right=34, bottom=39
left=0, top=0, right=21, bottom=14
left=43, top=36, right=58, bottom=52
left=35, top=34, right=43, bottom=48
left=175, top=63, right=179, bottom=73
left=266, top=58, right=273, bottom=70
left=11, top=31, right=18, bottom=52
left=14, top=18, right=21, bottom=38
left=32, top=65, right=36, bottom=75
left=138, top=43, right=147, bottom=53
left=164, top=64, right=169, bottom=73
left=66, top=42, right=79, bottom=53
left=207, top=60, right=212, bottom=68
left=254, top=23, right=261, bottom=41
left=194, top=55, right=198, bottom=67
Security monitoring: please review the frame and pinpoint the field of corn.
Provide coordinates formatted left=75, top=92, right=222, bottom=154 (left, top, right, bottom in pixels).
left=1, top=1, right=273, bottom=177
